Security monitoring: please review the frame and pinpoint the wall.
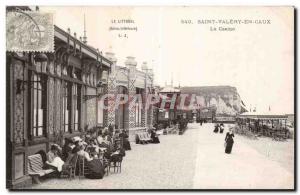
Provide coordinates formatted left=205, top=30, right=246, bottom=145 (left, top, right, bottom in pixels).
left=86, top=87, right=97, bottom=128
left=13, top=61, right=25, bottom=145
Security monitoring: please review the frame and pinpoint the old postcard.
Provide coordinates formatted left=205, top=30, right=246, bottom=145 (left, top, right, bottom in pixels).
left=6, top=6, right=294, bottom=190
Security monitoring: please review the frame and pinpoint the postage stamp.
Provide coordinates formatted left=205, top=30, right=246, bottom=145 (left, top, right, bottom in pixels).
left=6, top=11, right=54, bottom=52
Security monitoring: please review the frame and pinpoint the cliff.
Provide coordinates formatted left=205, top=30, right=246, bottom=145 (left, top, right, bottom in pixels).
left=180, top=86, right=242, bottom=116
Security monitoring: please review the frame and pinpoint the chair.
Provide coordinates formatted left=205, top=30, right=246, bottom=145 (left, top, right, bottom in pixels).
left=61, top=153, right=78, bottom=179
left=102, top=158, right=110, bottom=176
left=78, top=156, right=91, bottom=179
left=109, top=154, right=122, bottom=173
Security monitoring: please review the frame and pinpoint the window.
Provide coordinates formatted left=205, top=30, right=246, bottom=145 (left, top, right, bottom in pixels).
left=63, top=82, right=71, bottom=132
left=73, top=83, right=81, bottom=131
left=31, top=72, right=46, bottom=137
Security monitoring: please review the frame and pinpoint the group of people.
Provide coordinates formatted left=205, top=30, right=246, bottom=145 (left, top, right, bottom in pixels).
left=213, top=123, right=225, bottom=133
left=198, top=119, right=207, bottom=126
left=213, top=123, right=235, bottom=154
left=45, top=126, right=131, bottom=179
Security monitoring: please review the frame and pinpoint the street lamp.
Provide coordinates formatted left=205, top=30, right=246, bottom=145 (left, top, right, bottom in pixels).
left=84, top=70, right=108, bottom=101
left=97, top=70, right=108, bottom=94
left=34, top=53, right=48, bottom=73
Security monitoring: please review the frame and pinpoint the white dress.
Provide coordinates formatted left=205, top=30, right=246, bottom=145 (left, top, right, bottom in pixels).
left=46, top=152, right=65, bottom=172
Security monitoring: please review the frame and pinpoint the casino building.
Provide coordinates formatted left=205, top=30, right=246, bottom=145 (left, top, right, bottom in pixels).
left=6, top=25, right=113, bottom=188
left=7, top=21, right=155, bottom=188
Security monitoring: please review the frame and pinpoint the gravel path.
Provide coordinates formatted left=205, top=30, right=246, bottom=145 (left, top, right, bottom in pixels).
left=28, top=123, right=294, bottom=190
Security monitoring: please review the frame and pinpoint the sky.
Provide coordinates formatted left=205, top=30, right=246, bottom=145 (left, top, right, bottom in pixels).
left=40, top=6, right=294, bottom=114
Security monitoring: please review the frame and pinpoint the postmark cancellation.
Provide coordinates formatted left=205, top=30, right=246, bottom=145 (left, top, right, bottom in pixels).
left=6, top=11, right=54, bottom=52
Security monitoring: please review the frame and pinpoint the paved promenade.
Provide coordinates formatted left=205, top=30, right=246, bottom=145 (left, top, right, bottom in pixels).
left=30, top=123, right=294, bottom=189
left=192, top=123, right=293, bottom=189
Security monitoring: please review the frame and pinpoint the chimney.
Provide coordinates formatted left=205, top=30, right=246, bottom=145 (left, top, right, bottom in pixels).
left=141, top=62, right=148, bottom=73
left=105, top=47, right=117, bottom=73
left=125, top=56, right=137, bottom=76
left=105, top=49, right=117, bottom=64
left=125, top=56, right=137, bottom=68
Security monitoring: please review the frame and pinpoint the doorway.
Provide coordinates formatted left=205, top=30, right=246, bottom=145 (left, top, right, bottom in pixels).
left=115, top=85, right=128, bottom=130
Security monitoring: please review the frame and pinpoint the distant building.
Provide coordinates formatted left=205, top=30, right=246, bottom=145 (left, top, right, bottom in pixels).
left=156, top=85, right=181, bottom=124
left=285, top=114, right=294, bottom=127
left=180, top=86, right=246, bottom=122
left=236, top=111, right=289, bottom=138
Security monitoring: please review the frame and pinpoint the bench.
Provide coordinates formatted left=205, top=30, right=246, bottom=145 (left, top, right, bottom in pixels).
left=167, top=126, right=178, bottom=134
left=135, top=132, right=151, bottom=144
left=272, top=131, right=287, bottom=141
left=27, top=154, right=55, bottom=184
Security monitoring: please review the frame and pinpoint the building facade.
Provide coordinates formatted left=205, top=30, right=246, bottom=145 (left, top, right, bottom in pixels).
left=6, top=25, right=112, bottom=188
left=99, top=51, right=155, bottom=140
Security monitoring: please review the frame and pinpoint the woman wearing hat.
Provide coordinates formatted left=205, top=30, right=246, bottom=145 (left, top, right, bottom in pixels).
left=62, top=138, right=75, bottom=161
left=213, top=124, right=219, bottom=133
left=220, top=123, right=225, bottom=134
left=72, top=138, right=92, bottom=161
left=224, top=129, right=235, bottom=154
left=150, top=129, right=160, bottom=144
left=72, top=141, right=105, bottom=179
left=119, top=130, right=131, bottom=150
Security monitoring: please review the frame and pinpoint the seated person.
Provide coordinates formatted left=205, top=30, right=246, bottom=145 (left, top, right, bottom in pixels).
left=119, top=130, right=131, bottom=150
left=96, top=130, right=104, bottom=145
left=72, top=141, right=105, bottom=179
left=101, top=131, right=113, bottom=146
left=112, top=130, right=120, bottom=143
left=46, top=144, right=65, bottom=172
left=61, top=138, right=75, bottom=162
left=86, top=139, right=100, bottom=158
left=73, top=139, right=93, bottom=162
left=150, top=129, right=160, bottom=144
left=97, top=136, right=104, bottom=144
left=96, top=132, right=114, bottom=158
left=110, top=141, right=125, bottom=165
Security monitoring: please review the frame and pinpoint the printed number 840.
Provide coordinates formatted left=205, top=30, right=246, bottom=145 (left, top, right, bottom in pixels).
left=181, top=19, right=193, bottom=24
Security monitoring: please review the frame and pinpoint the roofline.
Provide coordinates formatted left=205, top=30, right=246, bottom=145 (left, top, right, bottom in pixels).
left=54, top=25, right=112, bottom=68
left=237, top=114, right=288, bottom=119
